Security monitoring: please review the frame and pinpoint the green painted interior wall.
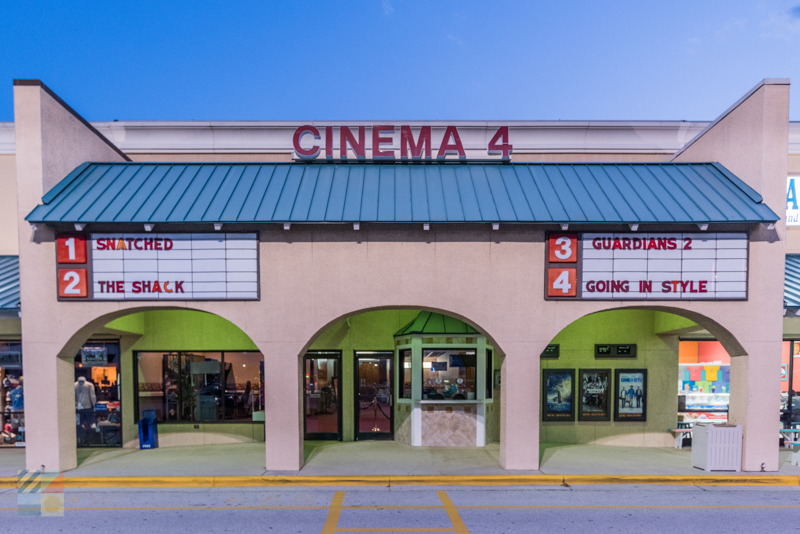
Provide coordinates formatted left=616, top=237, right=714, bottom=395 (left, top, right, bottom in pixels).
left=653, top=312, right=697, bottom=334
left=309, top=309, right=420, bottom=441
left=107, top=310, right=261, bottom=447
left=542, top=309, right=679, bottom=446
left=109, top=309, right=421, bottom=446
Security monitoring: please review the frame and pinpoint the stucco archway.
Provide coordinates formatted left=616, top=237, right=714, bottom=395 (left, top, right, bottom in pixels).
left=538, top=305, right=750, bottom=467
left=25, top=305, right=268, bottom=471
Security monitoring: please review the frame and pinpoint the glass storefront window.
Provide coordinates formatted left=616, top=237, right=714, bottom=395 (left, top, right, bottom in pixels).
left=486, top=349, right=493, bottom=400
left=223, top=352, right=263, bottom=421
left=74, top=342, right=122, bottom=447
left=421, top=349, right=476, bottom=400
left=0, top=342, right=24, bottom=447
left=137, top=351, right=263, bottom=423
left=398, top=349, right=411, bottom=399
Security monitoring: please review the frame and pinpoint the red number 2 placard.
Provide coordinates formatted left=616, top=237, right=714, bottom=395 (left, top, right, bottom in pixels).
left=58, top=269, right=88, bottom=298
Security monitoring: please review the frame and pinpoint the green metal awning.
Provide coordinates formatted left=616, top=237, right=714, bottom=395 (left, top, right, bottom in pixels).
left=394, top=311, right=480, bottom=336
left=786, top=255, right=800, bottom=308
left=0, top=256, right=20, bottom=313
left=26, top=162, right=779, bottom=225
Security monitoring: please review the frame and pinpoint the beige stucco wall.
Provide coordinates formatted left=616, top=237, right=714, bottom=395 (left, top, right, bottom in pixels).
left=12, top=80, right=791, bottom=475
left=127, top=153, right=292, bottom=163
left=0, top=155, right=18, bottom=255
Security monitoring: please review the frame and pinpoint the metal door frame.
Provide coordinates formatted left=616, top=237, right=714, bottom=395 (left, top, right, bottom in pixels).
left=303, top=351, right=343, bottom=441
left=353, top=350, right=394, bottom=441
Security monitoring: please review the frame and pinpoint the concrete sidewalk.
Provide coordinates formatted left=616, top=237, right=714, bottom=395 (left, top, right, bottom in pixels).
left=0, top=442, right=798, bottom=478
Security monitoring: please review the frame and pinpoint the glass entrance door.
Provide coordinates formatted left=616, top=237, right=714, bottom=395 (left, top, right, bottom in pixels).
left=304, top=352, right=342, bottom=440
left=354, top=352, right=393, bottom=441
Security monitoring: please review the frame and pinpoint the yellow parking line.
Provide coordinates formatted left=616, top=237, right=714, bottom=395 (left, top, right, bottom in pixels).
left=437, top=491, right=470, bottom=534
left=2, top=474, right=799, bottom=488
left=336, top=530, right=455, bottom=532
left=321, top=491, right=345, bottom=534
left=0, top=503, right=797, bottom=513
left=458, top=505, right=800, bottom=509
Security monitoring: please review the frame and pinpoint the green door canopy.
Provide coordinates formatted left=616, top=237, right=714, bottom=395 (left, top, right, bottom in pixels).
left=394, top=311, right=481, bottom=337
left=26, top=162, right=778, bottom=225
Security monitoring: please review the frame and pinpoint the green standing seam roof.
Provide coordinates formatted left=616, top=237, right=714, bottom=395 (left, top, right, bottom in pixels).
left=785, top=255, right=800, bottom=308
left=25, top=162, right=779, bottom=225
left=395, top=312, right=481, bottom=336
left=0, top=257, right=20, bottom=311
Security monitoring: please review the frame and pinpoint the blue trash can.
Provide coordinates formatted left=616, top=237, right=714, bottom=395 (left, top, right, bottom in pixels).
left=138, top=409, right=159, bottom=449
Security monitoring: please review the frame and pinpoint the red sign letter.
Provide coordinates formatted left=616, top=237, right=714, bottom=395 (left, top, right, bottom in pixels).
left=340, top=126, right=366, bottom=159
left=400, top=126, right=432, bottom=159
left=372, top=125, right=395, bottom=159
left=437, top=126, right=466, bottom=159
left=293, top=125, right=321, bottom=159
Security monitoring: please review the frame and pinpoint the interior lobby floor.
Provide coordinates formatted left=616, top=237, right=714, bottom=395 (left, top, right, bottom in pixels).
left=0, top=441, right=798, bottom=477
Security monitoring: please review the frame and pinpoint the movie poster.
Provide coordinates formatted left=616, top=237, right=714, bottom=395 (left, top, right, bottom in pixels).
left=579, top=369, right=611, bottom=421
left=542, top=369, right=574, bottom=421
left=614, top=369, right=647, bottom=422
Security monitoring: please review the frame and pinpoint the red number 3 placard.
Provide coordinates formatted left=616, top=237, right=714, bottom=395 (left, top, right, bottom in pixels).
left=548, top=234, right=577, bottom=263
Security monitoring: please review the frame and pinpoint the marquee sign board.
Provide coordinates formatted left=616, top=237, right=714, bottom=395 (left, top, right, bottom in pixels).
left=56, top=233, right=259, bottom=301
left=545, top=233, right=747, bottom=300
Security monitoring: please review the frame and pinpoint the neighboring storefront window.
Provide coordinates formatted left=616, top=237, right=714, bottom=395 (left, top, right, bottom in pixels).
left=0, top=342, right=24, bottom=447
left=398, top=349, right=411, bottom=399
left=74, top=342, right=122, bottom=447
left=136, top=351, right=263, bottom=423
left=421, top=349, right=476, bottom=400
left=486, top=349, right=493, bottom=400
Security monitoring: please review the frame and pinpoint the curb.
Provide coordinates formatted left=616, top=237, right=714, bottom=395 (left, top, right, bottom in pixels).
left=1, top=474, right=798, bottom=488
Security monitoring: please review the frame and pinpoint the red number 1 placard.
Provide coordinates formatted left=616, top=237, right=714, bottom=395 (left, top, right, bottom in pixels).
left=57, top=234, right=87, bottom=264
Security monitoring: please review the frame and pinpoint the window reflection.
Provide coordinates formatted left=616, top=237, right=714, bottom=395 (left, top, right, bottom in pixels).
left=137, top=351, right=263, bottom=422
left=421, top=349, right=476, bottom=400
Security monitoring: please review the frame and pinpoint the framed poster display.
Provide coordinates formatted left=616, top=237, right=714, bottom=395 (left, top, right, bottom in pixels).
left=542, top=369, right=575, bottom=422
left=614, top=369, right=647, bottom=422
left=578, top=369, right=611, bottom=421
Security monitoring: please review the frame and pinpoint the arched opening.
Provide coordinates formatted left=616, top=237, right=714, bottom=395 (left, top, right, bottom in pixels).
left=538, top=307, right=746, bottom=472
left=298, top=307, right=506, bottom=474
left=42, top=307, right=268, bottom=471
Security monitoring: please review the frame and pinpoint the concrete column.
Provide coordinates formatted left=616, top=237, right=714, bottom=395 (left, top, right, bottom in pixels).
left=499, top=343, right=541, bottom=471
left=729, top=342, right=783, bottom=471
left=24, top=343, right=77, bottom=471
left=14, top=81, right=129, bottom=471
left=119, top=337, right=138, bottom=448
left=263, top=345, right=303, bottom=471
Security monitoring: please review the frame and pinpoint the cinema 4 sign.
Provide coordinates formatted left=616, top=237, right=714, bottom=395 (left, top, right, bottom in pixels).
left=292, top=125, right=513, bottom=160
left=545, top=233, right=747, bottom=300
left=55, top=233, right=259, bottom=301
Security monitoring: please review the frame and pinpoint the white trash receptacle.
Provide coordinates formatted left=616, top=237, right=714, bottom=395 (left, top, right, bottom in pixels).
left=691, top=423, right=742, bottom=472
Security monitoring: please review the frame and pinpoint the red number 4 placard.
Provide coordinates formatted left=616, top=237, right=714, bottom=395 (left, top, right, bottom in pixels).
left=548, top=268, right=576, bottom=297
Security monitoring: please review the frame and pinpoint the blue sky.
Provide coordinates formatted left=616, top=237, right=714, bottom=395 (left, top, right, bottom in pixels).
left=2, top=1, right=800, bottom=121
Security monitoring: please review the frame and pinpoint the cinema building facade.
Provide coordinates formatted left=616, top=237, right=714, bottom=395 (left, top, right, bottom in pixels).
left=0, top=78, right=798, bottom=473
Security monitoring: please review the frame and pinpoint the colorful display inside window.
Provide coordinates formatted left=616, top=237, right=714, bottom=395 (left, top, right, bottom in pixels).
left=74, top=342, right=121, bottom=447
left=678, top=340, right=731, bottom=424
left=0, top=342, right=24, bottom=447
